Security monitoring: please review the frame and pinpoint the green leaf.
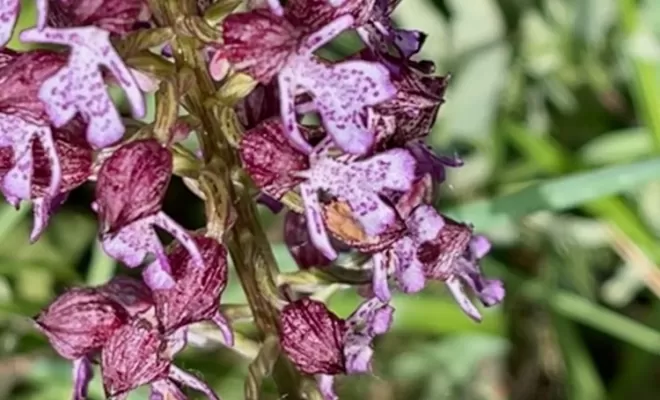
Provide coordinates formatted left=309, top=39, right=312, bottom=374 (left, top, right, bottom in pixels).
left=447, top=157, right=660, bottom=231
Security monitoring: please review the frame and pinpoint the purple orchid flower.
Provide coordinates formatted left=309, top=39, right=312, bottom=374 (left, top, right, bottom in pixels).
left=280, top=297, right=393, bottom=400
left=215, top=1, right=396, bottom=155
left=94, top=139, right=204, bottom=287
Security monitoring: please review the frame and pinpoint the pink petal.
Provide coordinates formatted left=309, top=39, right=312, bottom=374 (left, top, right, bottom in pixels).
left=153, top=212, right=204, bottom=268
left=299, top=58, right=396, bottom=154
left=370, top=252, right=391, bottom=302
left=392, top=237, right=426, bottom=294
left=407, top=205, right=444, bottom=242
left=100, top=215, right=169, bottom=269
left=169, top=366, right=221, bottom=400
left=445, top=277, right=482, bottom=322
left=150, top=380, right=187, bottom=400
left=19, top=26, right=145, bottom=148
left=72, top=357, right=93, bottom=400
left=219, top=9, right=298, bottom=83
left=278, top=71, right=313, bottom=154
left=143, top=261, right=176, bottom=290
left=0, top=0, right=19, bottom=47
left=30, top=193, right=68, bottom=242
left=300, top=15, right=354, bottom=54
left=211, top=312, right=234, bottom=347
left=316, top=375, right=338, bottom=400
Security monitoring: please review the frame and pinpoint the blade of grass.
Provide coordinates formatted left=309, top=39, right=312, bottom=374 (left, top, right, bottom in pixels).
left=447, top=156, right=660, bottom=239
left=501, top=122, right=660, bottom=263
left=618, top=0, right=660, bottom=152
left=486, top=260, right=660, bottom=354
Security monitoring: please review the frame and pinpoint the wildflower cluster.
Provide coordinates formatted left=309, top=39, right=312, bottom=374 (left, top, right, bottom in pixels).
left=1, top=0, right=504, bottom=399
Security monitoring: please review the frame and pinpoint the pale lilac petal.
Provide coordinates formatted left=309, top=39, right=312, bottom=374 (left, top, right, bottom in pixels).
left=358, top=149, right=416, bottom=192
left=392, top=238, right=425, bottom=293
left=346, top=298, right=394, bottom=335
left=266, top=0, right=284, bottom=16
left=316, top=375, right=338, bottom=400
left=169, top=365, right=221, bottom=400
left=153, top=212, right=204, bottom=269
left=166, top=327, right=188, bottom=357
left=343, top=341, right=372, bottom=374
left=35, top=0, right=47, bottom=30
left=301, top=15, right=354, bottom=54
left=2, top=138, right=33, bottom=199
left=470, top=235, right=491, bottom=259
left=100, top=216, right=167, bottom=268
left=0, top=0, right=19, bottom=47
left=30, top=193, right=68, bottom=243
left=72, top=357, right=93, bottom=400
left=300, top=182, right=337, bottom=260
left=278, top=71, right=313, bottom=154
left=445, top=277, right=482, bottom=322
left=143, top=260, right=176, bottom=290
left=150, top=380, right=187, bottom=400
left=211, top=311, right=234, bottom=347
left=393, top=29, right=425, bottom=58
left=407, top=205, right=444, bottom=242
left=370, top=252, right=391, bottom=302
left=300, top=59, right=396, bottom=155
left=19, top=27, right=146, bottom=148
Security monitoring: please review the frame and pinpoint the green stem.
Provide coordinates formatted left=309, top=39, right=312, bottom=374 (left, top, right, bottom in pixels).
left=617, top=0, right=660, bottom=152
left=147, top=1, right=303, bottom=398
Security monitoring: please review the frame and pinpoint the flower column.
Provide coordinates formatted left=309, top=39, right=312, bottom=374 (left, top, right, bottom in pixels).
left=147, top=0, right=305, bottom=399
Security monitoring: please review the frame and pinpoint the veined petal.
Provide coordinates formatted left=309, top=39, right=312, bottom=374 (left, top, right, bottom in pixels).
left=95, top=139, right=171, bottom=233
left=46, top=0, right=143, bottom=35
left=284, top=211, right=333, bottom=269
left=30, top=193, right=68, bottom=242
left=151, top=235, right=229, bottom=334
left=239, top=118, right=310, bottom=199
left=219, top=9, right=299, bottom=83
left=98, top=275, right=154, bottom=316
left=20, top=26, right=145, bottom=148
left=101, top=318, right=170, bottom=398
left=280, top=297, right=347, bottom=375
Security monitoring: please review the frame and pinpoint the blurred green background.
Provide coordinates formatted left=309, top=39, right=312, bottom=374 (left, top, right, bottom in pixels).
left=4, top=0, right=660, bottom=399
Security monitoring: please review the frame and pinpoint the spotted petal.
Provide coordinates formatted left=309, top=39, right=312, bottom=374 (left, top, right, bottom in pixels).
left=20, top=26, right=145, bottom=148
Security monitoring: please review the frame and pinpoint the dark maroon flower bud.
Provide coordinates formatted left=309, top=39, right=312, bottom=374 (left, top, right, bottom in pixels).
left=147, top=235, right=233, bottom=346
left=239, top=118, right=310, bottom=200
left=280, top=297, right=347, bottom=375
left=0, top=49, right=67, bottom=123
left=45, top=0, right=143, bottom=35
left=95, top=139, right=171, bottom=233
left=34, top=288, right=129, bottom=360
left=280, top=297, right=393, bottom=399
left=101, top=318, right=170, bottom=398
left=94, top=139, right=204, bottom=282
left=101, top=316, right=222, bottom=399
